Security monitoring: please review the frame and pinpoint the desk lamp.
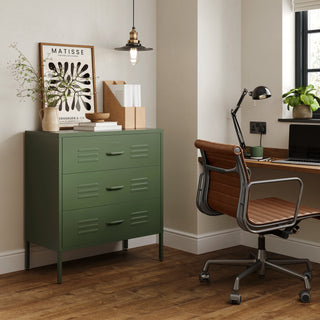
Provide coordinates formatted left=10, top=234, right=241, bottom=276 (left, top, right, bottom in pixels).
left=231, top=86, right=271, bottom=156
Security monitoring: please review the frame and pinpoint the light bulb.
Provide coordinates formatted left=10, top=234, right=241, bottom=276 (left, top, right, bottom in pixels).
left=129, top=48, right=138, bottom=66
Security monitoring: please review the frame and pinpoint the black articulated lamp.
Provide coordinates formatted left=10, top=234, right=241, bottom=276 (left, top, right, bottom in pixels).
left=115, top=0, right=153, bottom=66
left=231, top=86, right=271, bottom=156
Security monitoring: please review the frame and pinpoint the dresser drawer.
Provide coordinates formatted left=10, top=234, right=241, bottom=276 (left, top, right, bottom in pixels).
left=62, top=133, right=160, bottom=173
left=63, top=166, right=160, bottom=210
left=62, top=199, right=161, bottom=249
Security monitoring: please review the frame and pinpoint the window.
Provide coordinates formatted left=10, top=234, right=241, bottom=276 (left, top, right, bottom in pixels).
left=296, top=9, right=320, bottom=118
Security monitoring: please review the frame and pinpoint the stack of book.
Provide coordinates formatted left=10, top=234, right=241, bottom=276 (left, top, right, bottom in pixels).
left=73, top=121, right=122, bottom=132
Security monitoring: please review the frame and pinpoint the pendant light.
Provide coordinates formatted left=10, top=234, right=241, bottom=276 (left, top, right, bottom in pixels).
left=115, top=0, right=153, bottom=65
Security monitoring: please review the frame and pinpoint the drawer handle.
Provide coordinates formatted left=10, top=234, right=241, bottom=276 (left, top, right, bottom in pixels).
left=106, top=185, right=124, bottom=191
left=106, top=219, right=125, bottom=226
left=106, top=151, right=124, bottom=156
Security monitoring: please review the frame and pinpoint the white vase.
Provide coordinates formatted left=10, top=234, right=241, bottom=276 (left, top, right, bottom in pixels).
left=40, top=107, right=59, bottom=131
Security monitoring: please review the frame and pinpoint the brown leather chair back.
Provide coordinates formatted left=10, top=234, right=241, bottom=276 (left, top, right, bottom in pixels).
left=195, top=140, right=250, bottom=218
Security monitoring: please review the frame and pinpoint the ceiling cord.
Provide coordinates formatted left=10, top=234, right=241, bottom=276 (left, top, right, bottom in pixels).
left=133, top=0, right=135, bottom=28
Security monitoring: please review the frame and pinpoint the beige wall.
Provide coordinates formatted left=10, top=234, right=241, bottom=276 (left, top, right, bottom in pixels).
left=160, top=0, right=320, bottom=246
left=157, top=0, right=198, bottom=234
left=157, top=0, right=242, bottom=236
left=1, top=0, right=319, bottom=270
left=241, top=0, right=286, bottom=149
left=241, top=0, right=320, bottom=243
left=197, top=0, right=242, bottom=234
left=0, top=0, right=156, bottom=254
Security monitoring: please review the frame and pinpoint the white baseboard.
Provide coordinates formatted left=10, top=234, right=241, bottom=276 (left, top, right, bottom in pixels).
left=163, top=228, right=198, bottom=254
left=1, top=229, right=320, bottom=276
left=0, top=235, right=157, bottom=275
left=163, top=227, right=241, bottom=254
left=164, top=227, right=320, bottom=263
left=241, top=232, right=320, bottom=263
left=0, top=249, right=25, bottom=275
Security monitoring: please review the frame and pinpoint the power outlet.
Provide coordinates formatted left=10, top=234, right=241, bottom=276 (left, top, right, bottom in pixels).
left=250, top=121, right=266, bottom=134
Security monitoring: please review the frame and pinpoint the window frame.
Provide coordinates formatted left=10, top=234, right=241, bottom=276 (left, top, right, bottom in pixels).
left=295, top=11, right=320, bottom=118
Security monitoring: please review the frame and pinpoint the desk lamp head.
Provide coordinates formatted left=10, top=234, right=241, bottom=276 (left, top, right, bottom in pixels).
left=250, top=86, right=272, bottom=100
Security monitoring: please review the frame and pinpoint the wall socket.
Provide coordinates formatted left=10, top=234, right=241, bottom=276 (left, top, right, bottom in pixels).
left=250, top=121, right=266, bottom=134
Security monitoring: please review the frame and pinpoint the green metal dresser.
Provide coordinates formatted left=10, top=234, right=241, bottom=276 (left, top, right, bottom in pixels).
left=25, top=129, right=163, bottom=283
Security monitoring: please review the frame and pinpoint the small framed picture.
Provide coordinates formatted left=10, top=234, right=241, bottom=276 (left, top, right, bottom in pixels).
left=39, top=43, right=97, bottom=128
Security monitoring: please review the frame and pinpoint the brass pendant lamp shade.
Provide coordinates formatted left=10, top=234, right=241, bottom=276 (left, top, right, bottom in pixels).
left=115, top=0, right=153, bottom=65
left=114, top=27, right=153, bottom=52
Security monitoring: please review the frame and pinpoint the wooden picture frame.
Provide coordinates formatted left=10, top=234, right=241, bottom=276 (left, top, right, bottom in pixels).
left=39, top=43, right=97, bottom=128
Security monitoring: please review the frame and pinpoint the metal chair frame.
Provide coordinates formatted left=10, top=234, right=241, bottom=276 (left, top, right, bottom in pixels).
left=196, top=144, right=316, bottom=304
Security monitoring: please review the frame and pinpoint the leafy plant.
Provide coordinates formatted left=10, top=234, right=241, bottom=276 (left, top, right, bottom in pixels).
left=8, top=43, right=81, bottom=108
left=282, top=85, right=320, bottom=112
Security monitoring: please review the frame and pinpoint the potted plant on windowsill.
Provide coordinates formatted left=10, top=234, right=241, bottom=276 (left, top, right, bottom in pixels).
left=282, top=85, right=320, bottom=119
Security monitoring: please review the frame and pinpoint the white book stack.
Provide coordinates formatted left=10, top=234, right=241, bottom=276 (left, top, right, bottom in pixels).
left=73, top=121, right=122, bottom=132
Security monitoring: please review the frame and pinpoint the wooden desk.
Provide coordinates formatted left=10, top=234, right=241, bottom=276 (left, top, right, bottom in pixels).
left=245, top=147, right=320, bottom=175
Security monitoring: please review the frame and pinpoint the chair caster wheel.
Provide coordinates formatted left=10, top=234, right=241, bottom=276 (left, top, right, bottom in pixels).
left=229, top=292, right=241, bottom=305
left=299, top=290, right=311, bottom=303
left=303, top=271, right=312, bottom=281
left=199, top=271, right=210, bottom=282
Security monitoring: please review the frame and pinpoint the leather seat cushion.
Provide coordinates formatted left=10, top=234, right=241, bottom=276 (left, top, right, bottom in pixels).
left=248, top=197, right=320, bottom=225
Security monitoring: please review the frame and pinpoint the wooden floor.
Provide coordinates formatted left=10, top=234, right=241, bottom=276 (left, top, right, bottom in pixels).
left=0, top=245, right=319, bottom=319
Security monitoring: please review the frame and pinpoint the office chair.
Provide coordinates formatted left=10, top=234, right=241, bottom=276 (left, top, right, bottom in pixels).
left=195, top=139, right=320, bottom=304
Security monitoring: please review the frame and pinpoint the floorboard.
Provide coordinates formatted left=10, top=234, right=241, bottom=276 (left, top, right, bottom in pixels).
left=0, top=245, right=319, bottom=319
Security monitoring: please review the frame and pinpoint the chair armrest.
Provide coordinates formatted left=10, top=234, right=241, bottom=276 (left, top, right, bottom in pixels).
left=248, top=176, right=303, bottom=189
left=240, top=177, right=304, bottom=233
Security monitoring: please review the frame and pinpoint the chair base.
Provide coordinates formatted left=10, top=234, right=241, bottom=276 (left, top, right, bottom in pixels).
left=200, top=235, right=313, bottom=304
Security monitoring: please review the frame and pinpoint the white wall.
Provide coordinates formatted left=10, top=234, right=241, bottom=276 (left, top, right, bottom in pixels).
left=168, top=0, right=320, bottom=256
left=157, top=0, right=198, bottom=234
left=241, top=0, right=320, bottom=247
left=197, top=0, right=241, bottom=234
left=241, top=0, right=287, bottom=149
left=0, top=0, right=156, bottom=266
left=282, top=0, right=296, bottom=119
left=1, top=0, right=319, bottom=274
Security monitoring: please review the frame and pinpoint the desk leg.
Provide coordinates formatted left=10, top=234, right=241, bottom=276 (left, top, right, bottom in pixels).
left=57, top=251, right=62, bottom=284
left=159, top=232, right=163, bottom=261
left=25, top=241, right=30, bottom=270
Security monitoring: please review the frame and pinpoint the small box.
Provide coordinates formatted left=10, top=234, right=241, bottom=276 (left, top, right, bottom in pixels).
left=103, top=81, right=145, bottom=129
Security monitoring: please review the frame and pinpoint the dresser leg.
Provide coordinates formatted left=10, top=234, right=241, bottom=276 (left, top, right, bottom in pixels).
left=159, top=232, right=163, bottom=261
left=123, top=240, right=128, bottom=251
left=57, top=251, right=62, bottom=284
left=25, top=241, right=30, bottom=270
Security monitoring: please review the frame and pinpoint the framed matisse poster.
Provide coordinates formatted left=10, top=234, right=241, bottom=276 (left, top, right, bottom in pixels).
left=39, top=43, right=97, bottom=128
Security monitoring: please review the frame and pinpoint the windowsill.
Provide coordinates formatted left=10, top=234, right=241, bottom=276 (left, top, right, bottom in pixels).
left=278, top=118, right=320, bottom=123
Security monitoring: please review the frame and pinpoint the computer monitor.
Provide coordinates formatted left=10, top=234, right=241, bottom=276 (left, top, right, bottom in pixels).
left=289, top=124, right=320, bottom=161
